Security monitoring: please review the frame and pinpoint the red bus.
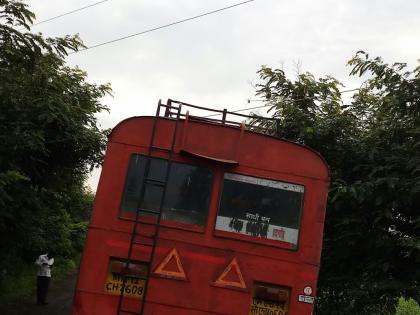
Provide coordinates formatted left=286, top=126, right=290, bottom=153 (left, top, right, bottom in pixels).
left=72, top=99, right=330, bottom=315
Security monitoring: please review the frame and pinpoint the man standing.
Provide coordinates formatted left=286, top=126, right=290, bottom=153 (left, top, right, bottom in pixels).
left=35, top=252, right=54, bottom=305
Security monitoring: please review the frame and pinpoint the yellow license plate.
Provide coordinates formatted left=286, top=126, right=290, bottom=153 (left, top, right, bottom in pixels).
left=103, top=258, right=147, bottom=299
left=249, top=297, right=289, bottom=315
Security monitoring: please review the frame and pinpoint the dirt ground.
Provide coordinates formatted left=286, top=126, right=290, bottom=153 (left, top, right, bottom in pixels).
left=0, top=272, right=77, bottom=315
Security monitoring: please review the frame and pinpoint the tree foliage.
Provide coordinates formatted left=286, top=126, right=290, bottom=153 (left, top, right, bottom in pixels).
left=0, top=0, right=111, bottom=280
left=254, top=52, right=420, bottom=314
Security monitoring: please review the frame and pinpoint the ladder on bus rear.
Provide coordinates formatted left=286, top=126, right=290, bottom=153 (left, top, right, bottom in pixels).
left=116, top=100, right=182, bottom=315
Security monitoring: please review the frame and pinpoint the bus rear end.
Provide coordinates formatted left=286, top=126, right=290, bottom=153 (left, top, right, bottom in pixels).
left=72, top=100, right=329, bottom=315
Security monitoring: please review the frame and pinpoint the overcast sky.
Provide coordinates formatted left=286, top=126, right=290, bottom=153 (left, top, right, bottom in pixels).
left=26, top=0, right=420, bottom=190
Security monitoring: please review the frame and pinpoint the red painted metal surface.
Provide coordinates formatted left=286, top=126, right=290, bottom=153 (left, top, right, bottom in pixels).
left=72, top=116, right=330, bottom=315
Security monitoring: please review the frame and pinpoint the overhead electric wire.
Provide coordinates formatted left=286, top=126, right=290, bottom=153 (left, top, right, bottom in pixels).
left=247, top=88, right=360, bottom=104
left=204, top=104, right=270, bottom=118
left=30, top=0, right=109, bottom=28
left=206, top=92, right=358, bottom=118
left=340, top=88, right=360, bottom=93
left=71, top=0, right=256, bottom=54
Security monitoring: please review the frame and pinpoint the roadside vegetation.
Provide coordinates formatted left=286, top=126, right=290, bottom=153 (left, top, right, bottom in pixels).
left=0, top=0, right=111, bottom=304
left=253, top=54, right=420, bottom=314
left=0, top=255, right=80, bottom=303
left=396, top=297, right=420, bottom=315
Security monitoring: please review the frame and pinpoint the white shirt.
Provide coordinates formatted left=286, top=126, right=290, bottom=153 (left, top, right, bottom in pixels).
left=35, top=254, right=54, bottom=277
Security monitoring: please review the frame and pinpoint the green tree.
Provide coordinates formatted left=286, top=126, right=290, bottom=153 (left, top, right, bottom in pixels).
left=253, top=52, right=420, bottom=314
left=0, top=0, right=111, bottom=279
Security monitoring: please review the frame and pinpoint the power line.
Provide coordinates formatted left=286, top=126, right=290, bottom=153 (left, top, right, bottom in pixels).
left=30, top=0, right=109, bottom=28
left=71, top=0, right=256, bottom=54
left=207, top=96, right=334, bottom=118
left=195, top=88, right=363, bottom=119
left=247, top=88, right=360, bottom=103
left=340, top=88, right=360, bottom=93
left=207, top=94, right=358, bottom=119
left=205, top=104, right=270, bottom=118
left=235, top=104, right=270, bottom=113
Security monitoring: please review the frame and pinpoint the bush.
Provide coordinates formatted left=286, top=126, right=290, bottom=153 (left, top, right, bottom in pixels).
left=396, top=297, right=420, bottom=315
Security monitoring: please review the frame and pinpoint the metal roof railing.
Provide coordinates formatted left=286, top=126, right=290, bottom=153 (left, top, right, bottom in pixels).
left=158, top=99, right=279, bottom=135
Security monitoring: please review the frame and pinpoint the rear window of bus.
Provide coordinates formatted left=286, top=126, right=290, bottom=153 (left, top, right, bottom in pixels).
left=120, top=154, right=213, bottom=227
left=215, top=173, right=304, bottom=248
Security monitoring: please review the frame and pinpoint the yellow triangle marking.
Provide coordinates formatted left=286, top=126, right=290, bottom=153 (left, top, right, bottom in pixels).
left=214, top=257, right=246, bottom=289
left=154, top=248, right=186, bottom=279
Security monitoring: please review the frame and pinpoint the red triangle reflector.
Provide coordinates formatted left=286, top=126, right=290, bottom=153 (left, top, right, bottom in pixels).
left=154, top=248, right=187, bottom=280
left=213, top=258, right=246, bottom=289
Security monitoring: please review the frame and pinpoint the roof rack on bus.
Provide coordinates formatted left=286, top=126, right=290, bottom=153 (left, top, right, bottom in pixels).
left=158, top=99, right=280, bottom=135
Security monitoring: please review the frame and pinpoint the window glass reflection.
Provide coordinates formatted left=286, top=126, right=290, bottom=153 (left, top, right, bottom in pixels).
left=120, top=155, right=213, bottom=227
